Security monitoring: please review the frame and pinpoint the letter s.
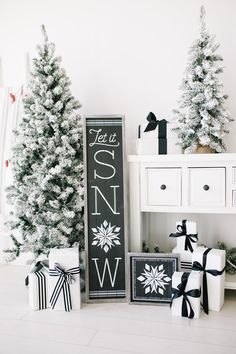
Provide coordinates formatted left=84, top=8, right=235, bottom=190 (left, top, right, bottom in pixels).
left=94, top=150, right=116, bottom=180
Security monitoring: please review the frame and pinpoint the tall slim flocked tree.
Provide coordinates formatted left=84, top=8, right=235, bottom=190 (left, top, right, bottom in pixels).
left=173, top=6, right=233, bottom=153
left=5, top=26, right=84, bottom=260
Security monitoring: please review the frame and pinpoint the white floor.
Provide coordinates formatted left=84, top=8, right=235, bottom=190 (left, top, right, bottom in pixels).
left=0, top=265, right=236, bottom=354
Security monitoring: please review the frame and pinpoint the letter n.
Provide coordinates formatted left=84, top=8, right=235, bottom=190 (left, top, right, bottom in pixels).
left=91, top=185, right=120, bottom=215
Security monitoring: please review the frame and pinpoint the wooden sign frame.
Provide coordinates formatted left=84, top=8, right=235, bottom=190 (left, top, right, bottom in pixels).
left=84, top=115, right=127, bottom=302
left=128, top=253, right=180, bottom=305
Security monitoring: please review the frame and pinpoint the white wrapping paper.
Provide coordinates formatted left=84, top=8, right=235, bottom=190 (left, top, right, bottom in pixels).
left=171, top=271, right=201, bottom=318
left=140, top=120, right=160, bottom=138
left=136, top=121, right=181, bottom=155
left=28, top=271, right=49, bottom=311
left=172, top=246, right=192, bottom=263
left=175, top=220, right=198, bottom=252
left=136, top=138, right=159, bottom=155
left=49, top=247, right=81, bottom=311
left=192, top=247, right=225, bottom=312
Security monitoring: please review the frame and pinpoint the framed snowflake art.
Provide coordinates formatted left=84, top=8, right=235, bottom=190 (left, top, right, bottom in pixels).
left=128, top=253, right=180, bottom=304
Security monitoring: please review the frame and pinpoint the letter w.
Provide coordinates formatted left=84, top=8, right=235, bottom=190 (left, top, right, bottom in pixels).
left=92, top=257, right=122, bottom=288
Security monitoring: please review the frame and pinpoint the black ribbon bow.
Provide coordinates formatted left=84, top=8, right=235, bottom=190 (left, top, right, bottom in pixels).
left=192, top=248, right=225, bottom=315
left=171, top=273, right=201, bottom=319
left=144, top=112, right=167, bottom=136
left=169, top=220, right=198, bottom=253
left=144, top=112, right=159, bottom=132
left=49, top=263, right=80, bottom=312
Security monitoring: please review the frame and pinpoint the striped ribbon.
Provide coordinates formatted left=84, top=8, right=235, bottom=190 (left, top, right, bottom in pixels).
left=25, top=260, right=48, bottom=286
left=180, top=261, right=192, bottom=271
left=35, top=271, right=47, bottom=310
left=49, top=263, right=80, bottom=312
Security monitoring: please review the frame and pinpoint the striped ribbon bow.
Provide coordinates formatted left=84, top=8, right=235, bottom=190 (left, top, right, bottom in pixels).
left=49, top=263, right=80, bottom=312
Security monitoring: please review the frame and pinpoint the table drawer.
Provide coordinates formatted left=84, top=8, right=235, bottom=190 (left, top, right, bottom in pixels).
left=144, top=168, right=182, bottom=206
left=188, top=167, right=225, bottom=207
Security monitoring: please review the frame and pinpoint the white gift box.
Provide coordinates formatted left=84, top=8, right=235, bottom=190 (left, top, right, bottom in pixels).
left=136, top=121, right=181, bottom=155
left=140, top=120, right=160, bottom=138
left=171, top=271, right=201, bottom=318
left=174, top=220, right=198, bottom=252
left=136, top=137, right=159, bottom=155
left=49, top=247, right=81, bottom=311
left=172, top=246, right=192, bottom=263
left=136, top=118, right=167, bottom=155
left=29, top=270, right=49, bottom=311
left=192, top=247, right=225, bottom=312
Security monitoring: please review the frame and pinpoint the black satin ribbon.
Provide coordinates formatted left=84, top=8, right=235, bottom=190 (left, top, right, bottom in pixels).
left=49, top=263, right=80, bottom=312
left=144, top=112, right=159, bottom=132
left=169, top=220, right=198, bottom=253
left=171, top=273, right=201, bottom=319
left=192, top=248, right=225, bottom=315
left=144, top=112, right=167, bottom=137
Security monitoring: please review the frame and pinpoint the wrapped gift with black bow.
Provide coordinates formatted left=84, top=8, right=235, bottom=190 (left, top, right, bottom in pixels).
left=192, top=247, right=225, bottom=313
left=136, top=112, right=168, bottom=155
left=49, top=247, right=81, bottom=311
left=171, top=271, right=201, bottom=318
left=28, top=260, right=49, bottom=311
left=169, top=220, right=198, bottom=253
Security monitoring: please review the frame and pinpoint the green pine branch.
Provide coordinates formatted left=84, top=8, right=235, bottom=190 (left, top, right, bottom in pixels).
left=218, top=241, right=236, bottom=274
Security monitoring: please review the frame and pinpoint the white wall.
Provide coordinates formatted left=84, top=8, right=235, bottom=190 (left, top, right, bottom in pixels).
left=1, top=0, right=236, bottom=256
left=1, top=0, right=236, bottom=152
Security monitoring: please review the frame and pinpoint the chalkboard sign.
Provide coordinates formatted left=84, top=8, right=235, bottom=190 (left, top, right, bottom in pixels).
left=128, top=253, right=180, bottom=304
left=84, top=116, right=126, bottom=301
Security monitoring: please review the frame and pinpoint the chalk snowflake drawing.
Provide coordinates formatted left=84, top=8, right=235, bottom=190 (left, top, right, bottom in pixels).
left=91, top=220, right=121, bottom=253
left=137, top=263, right=171, bottom=295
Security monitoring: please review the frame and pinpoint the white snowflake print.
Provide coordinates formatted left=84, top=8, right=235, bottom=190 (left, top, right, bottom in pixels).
left=137, top=263, right=171, bottom=295
left=91, top=220, right=121, bottom=253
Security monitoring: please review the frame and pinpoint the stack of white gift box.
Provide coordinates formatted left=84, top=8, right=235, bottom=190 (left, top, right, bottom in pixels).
left=170, top=219, right=226, bottom=318
left=27, top=222, right=226, bottom=319
left=135, top=112, right=182, bottom=155
left=170, top=220, right=198, bottom=271
left=28, top=247, right=81, bottom=312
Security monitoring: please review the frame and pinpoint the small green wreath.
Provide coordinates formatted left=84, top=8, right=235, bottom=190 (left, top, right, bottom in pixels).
left=218, top=241, right=236, bottom=274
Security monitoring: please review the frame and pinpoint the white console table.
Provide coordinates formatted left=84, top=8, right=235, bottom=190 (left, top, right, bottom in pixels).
left=128, top=153, right=236, bottom=289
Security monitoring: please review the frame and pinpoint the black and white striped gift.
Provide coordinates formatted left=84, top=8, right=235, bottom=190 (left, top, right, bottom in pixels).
left=35, top=271, right=47, bottom=310
left=180, top=261, right=192, bottom=272
left=49, top=263, right=80, bottom=312
left=28, top=262, right=49, bottom=311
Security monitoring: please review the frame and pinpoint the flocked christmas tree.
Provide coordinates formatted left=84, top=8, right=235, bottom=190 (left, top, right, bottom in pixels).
left=173, top=6, right=233, bottom=153
left=5, top=26, right=84, bottom=260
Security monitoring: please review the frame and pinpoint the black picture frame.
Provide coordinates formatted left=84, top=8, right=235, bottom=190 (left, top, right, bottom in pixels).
left=128, top=253, right=180, bottom=304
